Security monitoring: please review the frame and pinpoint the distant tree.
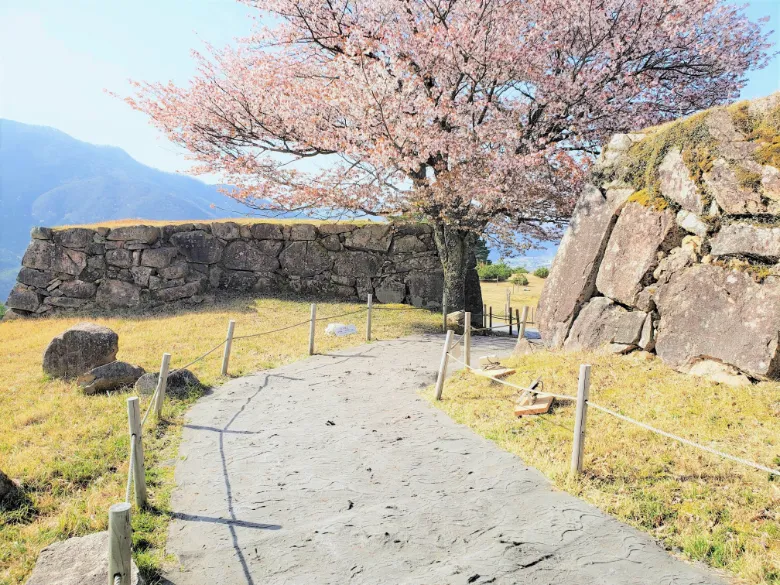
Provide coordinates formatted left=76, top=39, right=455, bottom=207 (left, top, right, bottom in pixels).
left=478, top=262, right=513, bottom=282
left=0, top=302, right=5, bottom=318
left=474, top=239, right=491, bottom=266
left=513, top=266, right=528, bottom=274
left=510, top=273, right=529, bottom=287
left=126, top=0, right=771, bottom=314
left=534, top=267, right=550, bottom=279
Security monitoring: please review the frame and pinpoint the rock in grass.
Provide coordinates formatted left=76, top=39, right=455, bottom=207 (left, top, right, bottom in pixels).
left=77, top=361, right=146, bottom=395
left=25, top=531, right=144, bottom=585
left=134, top=369, right=203, bottom=397
left=42, top=322, right=119, bottom=379
left=0, top=469, right=19, bottom=505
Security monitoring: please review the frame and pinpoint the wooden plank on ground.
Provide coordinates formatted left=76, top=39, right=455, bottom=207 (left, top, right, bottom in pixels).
left=472, top=366, right=516, bottom=379
left=514, top=394, right=554, bottom=416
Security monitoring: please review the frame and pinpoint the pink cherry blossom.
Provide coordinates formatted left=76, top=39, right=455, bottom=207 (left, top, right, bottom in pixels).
left=124, top=0, right=772, bottom=311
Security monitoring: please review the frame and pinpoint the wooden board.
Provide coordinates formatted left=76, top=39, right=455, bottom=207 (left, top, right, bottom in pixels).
left=514, top=394, right=554, bottom=416
left=473, top=367, right=516, bottom=379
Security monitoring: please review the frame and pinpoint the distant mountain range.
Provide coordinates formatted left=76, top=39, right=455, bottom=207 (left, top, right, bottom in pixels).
left=0, top=119, right=254, bottom=299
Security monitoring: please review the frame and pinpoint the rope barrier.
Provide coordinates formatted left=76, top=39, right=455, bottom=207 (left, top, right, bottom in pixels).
left=169, top=340, right=227, bottom=375
left=445, top=344, right=779, bottom=477
left=587, top=402, right=780, bottom=477
left=140, top=387, right=158, bottom=428
left=445, top=352, right=579, bottom=402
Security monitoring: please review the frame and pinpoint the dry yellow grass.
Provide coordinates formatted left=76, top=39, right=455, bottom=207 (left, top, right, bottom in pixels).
left=422, top=350, right=780, bottom=584
left=479, top=276, right=546, bottom=320
left=0, top=296, right=439, bottom=585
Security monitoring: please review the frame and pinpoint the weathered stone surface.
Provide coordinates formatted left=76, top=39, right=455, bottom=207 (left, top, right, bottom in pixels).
left=158, top=260, right=188, bottom=280
left=7, top=285, right=40, bottom=312
left=686, top=359, right=751, bottom=387
left=135, top=369, right=202, bottom=397
left=374, top=278, right=406, bottom=304
left=710, top=222, right=780, bottom=262
left=219, top=270, right=258, bottom=291
left=279, top=241, right=331, bottom=276
left=22, top=240, right=86, bottom=276
left=564, top=297, right=646, bottom=352
left=537, top=185, right=634, bottom=348
left=289, top=224, right=318, bottom=241
left=406, top=271, right=444, bottom=307
left=676, top=210, right=708, bottom=237
left=318, top=223, right=357, bottom=235
left=106, top=248, right=134, bottom=268
left=106, top=225, right=160, bottom=244
left=30, top=226, right=53, bottom=240
left=141, top=247, right=179, bottom=268
left=0, top=469, right=18, bottom=505
left=25, top=531, right=143, bottom=585
left=250, top=223, right=284, bottom=240
left=653, top=246, right=694, bottom=284
left=222, top=241, right=281, bottom=271
left=210, top=221, right=240, bottom=240
left=704, top=158, right=765, bottom=214
left=96, top=280, right=141, bottom=308
left=655, top=264, right=780, bottom=379
left=169, top=231, right=224, bottom=264
left=392, top=235, right=427, bottom=254
left=43, top=322, right=118, bottom=379
left=130, top=266, right=153, bottom=287
left=320, top=235, right=342, bottom=251
left=596, top=202, right=680, bottom=307
left=638, top=313, right=656, bottom=351
left=58, top=280, right=97, bottom=299
left=333, top=250, right=382, bottom=278
left=658, top=148, right=704, bottom=214
left=762, top=165, right=780, bottom=200
left=344, top=224, right=393, bottom=252
left=17, top=267, right=52, bottom=288
left=78, top=361, right=145, bottom=394
left=44, top=296, right=89, bottom=309
left=53, top=228, right=95, bottom=249
left=153, top=281, right=201, bottom=302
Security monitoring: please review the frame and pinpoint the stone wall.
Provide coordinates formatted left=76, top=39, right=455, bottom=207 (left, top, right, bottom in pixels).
left=5, top=221, right=444, bottom=316
left=538, top=92, right=780, bottom=381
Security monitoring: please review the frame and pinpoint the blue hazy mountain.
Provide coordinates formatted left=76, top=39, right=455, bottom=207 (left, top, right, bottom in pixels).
left=0, top=119, right=253, bottom=299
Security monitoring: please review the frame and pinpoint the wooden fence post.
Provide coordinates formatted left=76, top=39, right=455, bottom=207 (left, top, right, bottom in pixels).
left=308, top=303, right=317, bottom=355
left=482, top=304, right=486, bottom=328
left=366, top=294, right=373, bottom=342
left=505, top=288, right=511, bottom=319
left=571, top=364, right=592, bottom=474
left=508, top=307, right=513, bottom=336
left=126, top=397, right=146, bottom=508
left=434, top=330, right=454, bottom=401
left=464, top=312, right=471, bottom=367
left=489, top=306, right=493, bottom=331
left=154, top=353, right=171, bottom=418
left=221, top=320, right=235, bottom=376
left=108, top=502, right=131, bottom=585
left=518, top=306, right=529, bottom=341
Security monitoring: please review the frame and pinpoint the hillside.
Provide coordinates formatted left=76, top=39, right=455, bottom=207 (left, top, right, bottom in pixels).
left=0, top=119, right=250, bottom=298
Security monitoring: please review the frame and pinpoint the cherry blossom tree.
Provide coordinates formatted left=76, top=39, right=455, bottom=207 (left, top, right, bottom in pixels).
left=126, top=0, right=771, bottom=315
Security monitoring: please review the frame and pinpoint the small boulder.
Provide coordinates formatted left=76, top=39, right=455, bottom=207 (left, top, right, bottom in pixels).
left=686, top=360, right=752, bottom=387
left=43, top=323, right=119, bottom=379
left=0, top=468, right=19, bottom=506
left=78, top=361, right=146, bottom=395
left=25, top=531, right=144, bottom=585
left=135, top=369, right=203, bottom=398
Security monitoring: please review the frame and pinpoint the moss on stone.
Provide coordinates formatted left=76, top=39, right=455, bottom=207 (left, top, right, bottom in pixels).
left=733, top=166, right=762, bottom=191
left=627, top=189, right=670, bottom=211
left=728, top=100, right=780, bottom=169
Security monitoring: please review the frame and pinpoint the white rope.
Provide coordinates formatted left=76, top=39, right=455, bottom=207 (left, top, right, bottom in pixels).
left=125, top=437, right=136, bottom=503
left=587, top=402, right=780, bottom=477
left=446, top=347, right=779, bottom=477
left=114, top=574, right=122, bottom=585
left=445, top=352, right=578, bottom=402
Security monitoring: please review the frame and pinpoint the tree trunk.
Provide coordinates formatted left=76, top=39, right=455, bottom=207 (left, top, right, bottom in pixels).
left=431, top=221, right=483, bottom=327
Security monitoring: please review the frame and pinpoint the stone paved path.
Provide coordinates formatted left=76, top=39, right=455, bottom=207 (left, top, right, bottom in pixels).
left=163, top=334, right=724, bottom=585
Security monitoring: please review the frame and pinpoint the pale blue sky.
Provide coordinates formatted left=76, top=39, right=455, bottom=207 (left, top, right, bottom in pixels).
left=1, top=0, right=778, bottom=178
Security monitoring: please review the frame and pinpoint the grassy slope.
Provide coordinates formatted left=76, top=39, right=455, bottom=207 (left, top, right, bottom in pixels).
left=0, top=297, right=439, bottom=584
left=422, top=350, right=780, bottom=584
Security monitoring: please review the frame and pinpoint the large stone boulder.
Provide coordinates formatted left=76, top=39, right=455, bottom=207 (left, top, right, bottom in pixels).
left=344, top=224, right=393, bottom=252
left=96, top=280, right=141, bottom=309
left=77, top=361, right=145, bottom=394
left=655, top=264, right=780, bottom=379
left=658, top=149, right=705, bottom=214
left=169, top=231, right=224, bottom=264
left=106, top=225, right=160, bottom=244
left=279, top=241, right=331, bottom=276
left=22, top=240, right=86, bottom=276
left=537, top=185, right=634, bottom=347
left=0, top=468, right=18, bottom=506
left=595, top=202, right=681, bottom=307
left=222, top=241, right=281, bottom=271
left=25, top=531, right=144, bottom=585
left=6, top=285, right=40, bottom=312
left=43, top=323, right=119, bottom=379
left=563, top=297, right=647, bottom=354
left=709, top=222, right=780, bottom=262
left=135, top=369, right=203, bottom=397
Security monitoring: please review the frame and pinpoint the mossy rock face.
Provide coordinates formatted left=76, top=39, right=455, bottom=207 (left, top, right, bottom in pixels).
left=597, top=95, right=780, bottom=214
